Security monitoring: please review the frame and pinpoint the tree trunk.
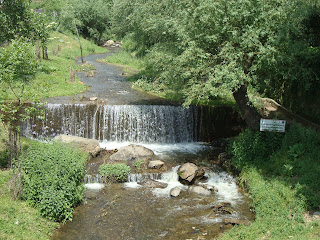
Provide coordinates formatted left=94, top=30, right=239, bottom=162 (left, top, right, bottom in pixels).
left=233, top=84, right=261, bottom=130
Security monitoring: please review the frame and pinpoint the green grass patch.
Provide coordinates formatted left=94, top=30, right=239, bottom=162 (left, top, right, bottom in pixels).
left=0, top=170, right=58, bottom=240
left=99, top=163, right=131, bottom=183
left=1, top=31, right=106, bottom=101
left=220, top=123, right=320, bottom=239
left=101, top=50, right=236, bottom=106
left=30, top=31, right=106, bottom=99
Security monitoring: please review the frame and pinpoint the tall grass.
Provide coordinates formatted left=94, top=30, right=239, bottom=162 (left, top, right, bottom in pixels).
left=0, top=170, right=58, bottom=240
left=220, top=123, right=320, bottom=239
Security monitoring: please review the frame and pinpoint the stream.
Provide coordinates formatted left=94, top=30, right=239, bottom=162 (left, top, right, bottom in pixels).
left=22, top=48, right=253, bottom=239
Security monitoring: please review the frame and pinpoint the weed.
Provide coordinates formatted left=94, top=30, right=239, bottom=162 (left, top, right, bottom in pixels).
left=133, top=159, right=143, bottom=170
left=21, top=141, right=88, bottom=222
left=99, top=163, right=130, bottom=183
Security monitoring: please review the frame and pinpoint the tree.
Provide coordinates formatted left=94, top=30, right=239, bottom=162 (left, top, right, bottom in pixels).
left=61, top=0, right=113, bottom=44
left=116, top=0, right=320, bottom=129
left=0, top=0, right=51, bottom=59
left=0, top=38, right=39, bottom=164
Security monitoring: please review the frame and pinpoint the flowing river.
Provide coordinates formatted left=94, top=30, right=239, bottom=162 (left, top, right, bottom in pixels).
left=22, top=48, right=253, bottom=239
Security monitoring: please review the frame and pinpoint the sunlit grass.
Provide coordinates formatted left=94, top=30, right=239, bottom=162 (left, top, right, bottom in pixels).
left=1, top=31, right=107, bottom=101
left=0, top=170, right=58, bottom=240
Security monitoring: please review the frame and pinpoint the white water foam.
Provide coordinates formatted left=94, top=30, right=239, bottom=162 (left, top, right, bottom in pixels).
left=124, top=182, right=142, bottom=189
left=151, top=166, right=188, bottom=196
left=200, top=171, right=243, bottom=204
left=99, top=141, right=210, bottom=155
left=85, top=183, right=105, bottom=190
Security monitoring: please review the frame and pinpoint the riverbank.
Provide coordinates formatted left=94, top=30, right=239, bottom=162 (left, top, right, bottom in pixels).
left=219, top=124, right=320, bottom=239
left=0, top=170, right=58, bottom=240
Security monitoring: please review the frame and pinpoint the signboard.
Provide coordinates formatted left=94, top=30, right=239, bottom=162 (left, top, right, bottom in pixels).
left=260, top=119, right=286, bottom=132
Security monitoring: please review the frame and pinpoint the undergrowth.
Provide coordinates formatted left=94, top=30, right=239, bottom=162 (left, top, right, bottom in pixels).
left=0, top=170, right=58, bottom=240
left=21, top=141, right=88, bottom=222
left=104, top=50, right=235, bottom=106
left=99, top=163, right=131, bottom=183
left=0, top=31, right=106, bottom=101
left=220, top=123, right=320, bottom=239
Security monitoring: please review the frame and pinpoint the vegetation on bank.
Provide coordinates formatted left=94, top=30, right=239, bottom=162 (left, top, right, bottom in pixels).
left=0, top=170, right=58, bottom=240
left=99, top=163, right=131, bottom=183
left=31, top=31, right=106, bottom=99
left=21, top=142, right=88, bottom=222
left=220, top=123, right=320, bottom=239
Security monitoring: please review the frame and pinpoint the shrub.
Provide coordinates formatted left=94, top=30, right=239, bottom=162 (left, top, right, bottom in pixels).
left=21, top=142, right=88, bottom=222
left=230, top=122, right=320, bottom=209
left=0, top=149, right=9, bottom=168
left=99, top=163, right=130, bottom=183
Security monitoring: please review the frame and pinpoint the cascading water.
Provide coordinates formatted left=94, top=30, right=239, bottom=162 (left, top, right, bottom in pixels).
left=21, top=104, right=198, bottom=143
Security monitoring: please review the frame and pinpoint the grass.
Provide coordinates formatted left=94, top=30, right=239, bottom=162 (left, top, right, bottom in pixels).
left=0, top=170, right=58, bottom=240
left=1, top=31, right=107, bottom=101
left=103, top=50, right=236, bottom=106
left=31, top=31, right=106, bottom=99
left=219, top=124, right=320, bottom=239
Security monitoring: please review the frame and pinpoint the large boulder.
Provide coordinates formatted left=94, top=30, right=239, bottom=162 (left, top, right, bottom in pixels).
left=109, top=144, right=154, bottom=161
left=178, top=163, right=204, bottom=184
left=140, top=179, right=168, bottom=189
left=53, top=135, right=100, bottom=157
left=189, top=186, right=211, bottom=196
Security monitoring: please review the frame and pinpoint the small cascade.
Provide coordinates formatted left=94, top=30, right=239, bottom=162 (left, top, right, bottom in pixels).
left=127, top=172, right=163, bottom=183
left=84, top=174, right=104, bottom=190
left=84, top=174, right=103, bottom=183
left=200, top=171, right=243, bottom=204
left=21, top=104, right=198, bottom=143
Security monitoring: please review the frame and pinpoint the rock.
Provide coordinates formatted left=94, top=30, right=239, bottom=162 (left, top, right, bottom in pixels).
left=140, top=179, right=168, bottom=189
left=53, top=135, right=100, bottom=157
left=89, top=97, right=98, bottom=101
left=178, top=163, right=204, bottom=183
left=103, top=40, right=115, bottom=47
left=109, top=144, right=154, bottom=161
left=189, top=186, right=211, bottom=196
left=222, top=218, right=250, bottom=226
left=206, top=184, right=218, bottom=192
left=148, top=160, right=164, bottom=169
left=212, top=202, right=234, bottom=214
left=170, top=187, right=181, bottom=197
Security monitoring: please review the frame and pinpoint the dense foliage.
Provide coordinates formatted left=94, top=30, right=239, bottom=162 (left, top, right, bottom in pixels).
left=223, top=123, right=320, bottom=238
left=99, top=163, right=131, bottom=183
left=21, top=142, right=87, bottom=221
left=231, top=123, right=320, bottom=209
left=111, top=0, right=320, bottom=126
left=0, top=170, right=58, bottom=240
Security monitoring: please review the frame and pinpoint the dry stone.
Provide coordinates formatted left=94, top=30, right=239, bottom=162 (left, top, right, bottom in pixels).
left=148, top=160, right=164, bottom=169
left=109, top=144, right=154, bottom=161
left=170, top=187, right=181, bottom=197
left=53, top=135, right=100, bottom=157
left=178, top=163, right=204, bottom=183
left=189, top=186, right=211, bottom=196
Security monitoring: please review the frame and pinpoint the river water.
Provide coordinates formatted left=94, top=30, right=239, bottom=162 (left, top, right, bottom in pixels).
left=22, top=48, right=253, bottom=239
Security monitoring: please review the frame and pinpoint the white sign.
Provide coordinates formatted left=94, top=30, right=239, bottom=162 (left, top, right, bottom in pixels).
left=260, top=119, right=286, bottom=132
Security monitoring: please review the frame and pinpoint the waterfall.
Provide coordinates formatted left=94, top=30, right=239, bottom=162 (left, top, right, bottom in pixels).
left=21, top=104, right=198, bottom=143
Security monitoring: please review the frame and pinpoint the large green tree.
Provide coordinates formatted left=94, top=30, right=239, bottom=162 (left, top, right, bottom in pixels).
left=61, top=0, right=113, bottom=44
left=0, top=38, right=39, bottom=163
left=114, top=0, right=320, bottom=129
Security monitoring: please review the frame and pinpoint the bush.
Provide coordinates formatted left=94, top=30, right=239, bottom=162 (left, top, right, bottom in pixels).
left=0, top=149, right=9, bottom=168
left=99, top=163, right=130, bottom=183
left=230, top=122, right=320, bottom=209
left=21, top=142, right=88, bottom=222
